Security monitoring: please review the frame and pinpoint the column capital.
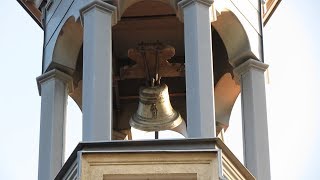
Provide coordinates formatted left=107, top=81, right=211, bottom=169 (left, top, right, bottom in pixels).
left=36, top=69, right=73, bottom=95
left=233, top=59, right=269, bottom=83
left=178, top=0, right=214, bottom=9
left=177, top=0, right=214, bottom=22
left=80, top=0, right=117, bottom=26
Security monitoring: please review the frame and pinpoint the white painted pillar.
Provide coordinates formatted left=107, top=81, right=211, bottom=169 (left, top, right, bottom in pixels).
left=36, top=69, right=73, bottom=180
left=233, top=59, right=271, bottom=180
left=80, top=1, right=116, bottom=141
left=178, top=0, right=216, bottom=138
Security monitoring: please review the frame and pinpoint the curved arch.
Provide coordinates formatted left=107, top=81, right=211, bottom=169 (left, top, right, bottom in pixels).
left=51, top=16, right=83, bottom=74
left=117, top=0, right=177, bottom=18
left=212, top=9, right=254, bottom=67
left=214, top=73, right=240, bottom=132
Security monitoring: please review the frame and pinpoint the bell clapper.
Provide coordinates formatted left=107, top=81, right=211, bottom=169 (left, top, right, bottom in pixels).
left=155, top=131, right=159, bottom=140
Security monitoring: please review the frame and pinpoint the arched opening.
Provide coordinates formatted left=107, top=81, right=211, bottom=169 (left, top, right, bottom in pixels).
left=212, top=10, right=252, bottom=67
left=211, top=27, right=241, bottom=134
left=50, top=16, right=83, bottom=74
left=211, top=9, right=256, bottom=135
left=61, top=3, right=251, bottom=140
left=50, top=16, right=84, bottom=111
left=112, top=0, right=187, bottom=139
left=69, top=45, right=83, bottom=110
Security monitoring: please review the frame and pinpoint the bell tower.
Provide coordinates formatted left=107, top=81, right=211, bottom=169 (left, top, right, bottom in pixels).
left=17, top=0, right=281, bottom=179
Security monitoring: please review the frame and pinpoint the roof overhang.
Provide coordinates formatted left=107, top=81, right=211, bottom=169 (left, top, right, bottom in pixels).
left=17, top=0, right=281, bottom=30
left=17, top=0, right=43, bottom=28
left=263, top=0, right=282, bottom=26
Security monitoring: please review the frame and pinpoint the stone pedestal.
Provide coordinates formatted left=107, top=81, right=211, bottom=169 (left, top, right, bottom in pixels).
left=56, top=139, right=254, bottom=180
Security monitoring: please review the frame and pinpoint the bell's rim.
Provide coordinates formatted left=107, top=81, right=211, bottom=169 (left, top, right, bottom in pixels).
left=129, top=111, right=184, bottom=132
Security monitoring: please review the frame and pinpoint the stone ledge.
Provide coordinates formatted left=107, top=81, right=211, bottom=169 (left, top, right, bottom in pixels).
left=56, top=138, right=255, bottom=180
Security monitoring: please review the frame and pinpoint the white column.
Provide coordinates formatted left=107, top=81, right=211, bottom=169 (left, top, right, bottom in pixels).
left=80, top=1, right=116, bottom=141
left=36, top=69, right=73, bottom=180
left=178, top=0, right=216, bottom=138
left=233, top=59, right=271, bottom=180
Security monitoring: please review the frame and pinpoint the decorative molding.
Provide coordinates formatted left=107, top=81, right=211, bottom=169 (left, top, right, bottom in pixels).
left=178, top=0, right=214, bottom=9
left=79, top=0, right=117, bottom=26
left=36, top=69, right=74, bottom=95
left=44, top=0, right=53, bottom=11
left=61, top=160, right=78, bottom=180
left=233, top=59, right=269, bottom=83
left=55, top=139, right=254, bottom=180
left=177, top=0, right=214, bottom=22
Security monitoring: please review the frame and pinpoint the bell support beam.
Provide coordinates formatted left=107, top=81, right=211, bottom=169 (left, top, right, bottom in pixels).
left=233, top=59, right=271, bottom=180
left=36, top=69, right=73, bottom=180
left=80, top=1, right=116, bottom=141
left=178, top=0, right=216, bottom=138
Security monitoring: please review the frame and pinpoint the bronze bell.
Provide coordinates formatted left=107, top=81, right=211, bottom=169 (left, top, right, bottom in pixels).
left=130, top=83, right=186, bottom=135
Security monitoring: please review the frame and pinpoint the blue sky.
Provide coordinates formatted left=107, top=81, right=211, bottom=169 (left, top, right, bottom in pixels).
left=1, top=0, right=320, bottom=179
left=264, top=1, right=320, bottom=179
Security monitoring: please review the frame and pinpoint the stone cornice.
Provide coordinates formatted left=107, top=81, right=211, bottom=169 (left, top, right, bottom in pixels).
left=233, top=59, right=269, bottom=83
left=55, top=138, right=254, bottom=180
left=80, top=0, right=117, bottom=26
left=36, top=69, right=74, bottom=95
